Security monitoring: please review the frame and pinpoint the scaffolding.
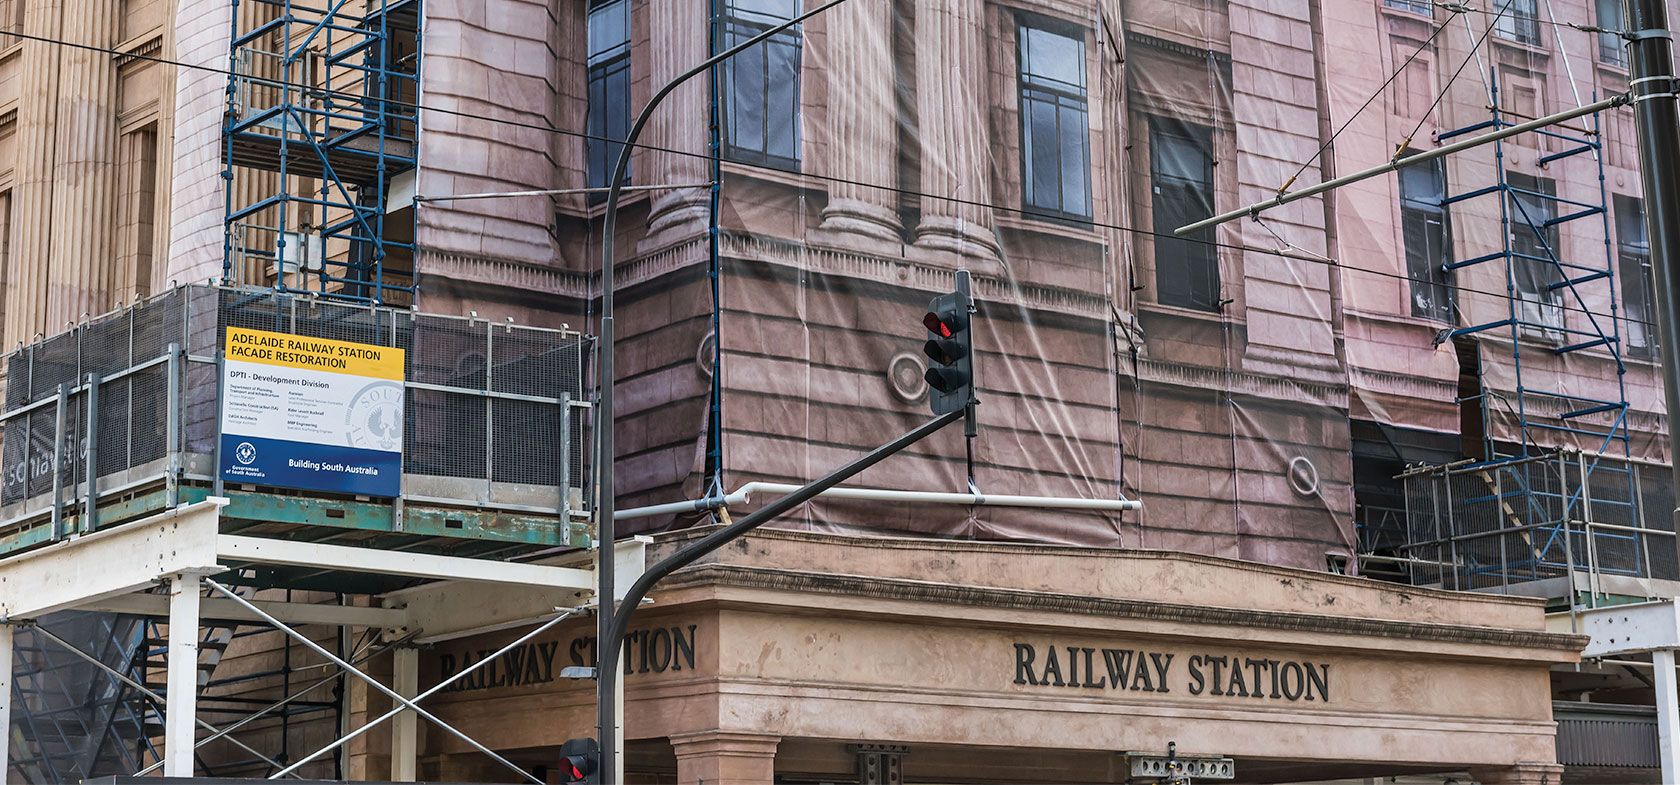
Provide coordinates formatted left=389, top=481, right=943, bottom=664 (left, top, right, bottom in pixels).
left=0, top=285, right=593, bottom=781
left=1360, top=70, right=1653, bottom=598
left=223, top=0, right=421, bottom=304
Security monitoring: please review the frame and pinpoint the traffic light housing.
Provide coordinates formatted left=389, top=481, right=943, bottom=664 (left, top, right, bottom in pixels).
left=922, top=285, right=975, bottom=416
left=558, top=737, right=600, bottom=784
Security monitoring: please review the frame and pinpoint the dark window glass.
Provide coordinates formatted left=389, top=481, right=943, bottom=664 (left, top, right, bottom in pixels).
left=1151, top=118, right=1218, bottom=311
left=1494, top=0, right=1542, bottom=46
left=1018, top=21, right=1091, bottom=221
left=1399, top=154, right=1453, bottom=321
left=722, top=0, right=802, bottom=169
left=1617, top=195, right=1655, bottom=355
left=1507, top=172, right=1562, bottom=329
left=1597, top=0, right=1627, bottom=67
left=586, top=0, right=631, bottom=200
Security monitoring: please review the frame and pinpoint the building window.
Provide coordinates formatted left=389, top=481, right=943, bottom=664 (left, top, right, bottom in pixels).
left=1150, top=118, right=1218, bottom=311
left=1494, top=0, right=1542, bottom=46
left=1399, top=154, right=1453, bottom=321
left=1507, top=172, right=1562, bottom=330
left=1616, top=195, right=1654, bottom=355
left=1597, top=0, right=1627, bottom=67
left=586, top=0, right=631, bottom=200
left=1018, top=20, right=1091, bottom=221
left=1384, top=0, right=1432, bottom=16
left=721, top=0, right=802, bottom=169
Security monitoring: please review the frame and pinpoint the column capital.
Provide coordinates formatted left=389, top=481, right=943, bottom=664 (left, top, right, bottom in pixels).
left=1470, top=762, right=1565, bottom=785
left=669, top=730, right=780, bottom=785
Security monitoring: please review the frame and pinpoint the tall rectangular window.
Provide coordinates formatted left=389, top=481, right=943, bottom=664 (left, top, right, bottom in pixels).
left=1617, top=195, right=1655, bottom=355
left=1597, top=0, right=1627, bottom=67
left=586, top=0, right=631, bottom=199
left=1507, top=172, right=1562, bottom=329
left=1384, top=0, right=1432, bottom=16
left=1494, top=0, right=1541, bottom=46
left=1399, top=154, right=1453, bottom=321
left=1150, top=118, right=1218, bottom=311
left=1018, top=20, right=1091, bottom=221
left=721, top=0, right=802, bottom=169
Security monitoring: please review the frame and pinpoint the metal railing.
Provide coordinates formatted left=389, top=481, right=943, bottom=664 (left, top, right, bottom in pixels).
left=1361, top=450, right=1677, bottom=600
left=0, top=284, right=592, bottom=543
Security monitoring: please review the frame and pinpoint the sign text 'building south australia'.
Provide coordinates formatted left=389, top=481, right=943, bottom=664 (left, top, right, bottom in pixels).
left=219, top=326, right=405, bottom=497
left=1012, top=642, right=1330, bottom=702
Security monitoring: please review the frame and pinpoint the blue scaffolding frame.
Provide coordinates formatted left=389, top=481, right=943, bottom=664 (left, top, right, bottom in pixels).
left=221, top=0, right=421, bottom=304
left=1433, top=71, right=1642, bottom=586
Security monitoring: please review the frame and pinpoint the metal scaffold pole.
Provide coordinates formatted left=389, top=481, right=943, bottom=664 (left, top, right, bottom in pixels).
left=1623, top=0, right=1680, bottom=571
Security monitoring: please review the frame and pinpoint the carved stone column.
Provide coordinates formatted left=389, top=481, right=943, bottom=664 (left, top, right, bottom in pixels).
left=912, top=0, right=999, bottom=265
left=1469, top=762, right=1566, bottom=785
left=669, top=731, right=779, bottom=785
left=5, top=0, right=64, bottom=345
left=817, top=0, right=901, bottom=242
left=639, top=0, right=710, bottom=250
left=45, top=0, right=121, bottom=327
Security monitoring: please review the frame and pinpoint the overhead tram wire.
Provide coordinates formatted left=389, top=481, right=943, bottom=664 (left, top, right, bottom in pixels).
left=0, top=27, right=1637, bottom=327
left=1395, top=0, right=1519, bottom=154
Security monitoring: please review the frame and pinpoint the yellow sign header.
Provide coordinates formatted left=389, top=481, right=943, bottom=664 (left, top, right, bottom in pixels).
left=224, top=326, right=405, bottom=380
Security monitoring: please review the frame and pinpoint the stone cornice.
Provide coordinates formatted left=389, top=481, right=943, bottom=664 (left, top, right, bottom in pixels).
left=1350, top=366, right=1458, bottom=404
left=420, top=251, right=587, bottom=296
left=1135, top=357, right=1348, bottom=407
left=719, top=231, right=1113, bottom=321
left=664, top=563, right=1586, bottom=655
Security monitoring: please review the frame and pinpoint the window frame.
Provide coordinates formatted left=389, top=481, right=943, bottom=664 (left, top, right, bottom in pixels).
left=585, top=0, right=632, bottom=202
left=1148, top=116, right=1220, bottom=313
left=1493, top=0, right=1542, bottom=47
left=1397, top=152, right=1454, bottom=322
left=1506, top=171, right=1564, bottom=331
left=1383, top=0, right=1433, bottom=17
left=719, top=0, right=804, bottom=171
left=1015, top=14, right=1093, bottom=223
left=1616, top=194, right=1656, bottom=356
left=1597, top=0, right=1628, bottom=68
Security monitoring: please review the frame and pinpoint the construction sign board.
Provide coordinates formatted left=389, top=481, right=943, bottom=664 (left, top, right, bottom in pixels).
left=218, top=326, right=405, bottom=497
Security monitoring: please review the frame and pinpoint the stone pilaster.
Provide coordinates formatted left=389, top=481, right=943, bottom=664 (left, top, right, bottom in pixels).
left=1470, top=762, right=1565, bottom=785
left=639, top=0, right=709, bottom=250
left=669, top=731, right=780, bottom=785
left=44, top=0, right=121, bottom=327
left=912, top=0, right=999, bottom=267
left=816, top=0, right=900, bottom=242
left=4, top=0, right=63, bottom=346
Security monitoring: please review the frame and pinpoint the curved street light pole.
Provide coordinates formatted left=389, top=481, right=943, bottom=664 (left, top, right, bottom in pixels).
left=595, top=1, right=854, bottom=780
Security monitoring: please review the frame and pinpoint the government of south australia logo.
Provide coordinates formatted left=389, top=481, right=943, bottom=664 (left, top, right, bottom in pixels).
left=234, top=441, right=258, bottom=466
left=346, top=381, right=404, bottom=452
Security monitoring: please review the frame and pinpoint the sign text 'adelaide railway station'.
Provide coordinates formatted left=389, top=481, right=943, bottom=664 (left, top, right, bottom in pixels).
left=1013, top=642, right=1331, bottom=702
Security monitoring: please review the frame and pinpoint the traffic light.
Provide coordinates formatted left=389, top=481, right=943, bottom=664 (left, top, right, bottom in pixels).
left=558, top=737, right=600, bottom=784
left=922, top=281, right=975, bottom=416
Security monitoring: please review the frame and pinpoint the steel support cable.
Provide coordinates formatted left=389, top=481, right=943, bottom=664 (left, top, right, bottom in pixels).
left=1396, top=0, right=1521, bottom=155
left=200, top=578, right=545, bottom=785
left=1277, top=4, right=1464, bottom=196
left=25, top=622, right=300, bottom=778
left=0, top=24, right=1639, bottom=325
left=267, top=607, right=587, bottom=780
left=130, top=627, right=413, bottom=777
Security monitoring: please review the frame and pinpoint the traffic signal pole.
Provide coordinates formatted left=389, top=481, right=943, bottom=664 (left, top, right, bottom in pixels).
left=1623, top=0, right=1680, bottom=594
left=593, top=2, right=858, bottom=780
left=1624, top=4, right=1680, bottom=778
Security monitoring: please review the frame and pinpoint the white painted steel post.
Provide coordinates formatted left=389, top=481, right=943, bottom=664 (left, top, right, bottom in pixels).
left=165, top=573, right=203, bottom=777
left=1656, top=648, right=1680, bottom=783
left=391, top=646, right=418, bottom=781
left=0, top=623, right=14, bottom=782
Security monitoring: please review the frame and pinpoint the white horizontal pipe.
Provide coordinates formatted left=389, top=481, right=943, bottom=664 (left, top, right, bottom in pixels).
left=1174, top=94, right=1625, bottom=236
left=613, top=481, right=1139, bottom=521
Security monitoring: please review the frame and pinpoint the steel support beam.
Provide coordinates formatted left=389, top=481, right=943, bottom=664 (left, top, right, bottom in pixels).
left=217, top=535, right=594, bottom=590
left=1657, top=649, right=1680, bottom=783
left=165, top=572, right=203, bottom=777
left=82, top=592, right=409, bottom=628
left=391, top=646, right=418, bottom=782
left=0, top=623, right=13, bottom=782
left=0, top=499, right=224, bottom=619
